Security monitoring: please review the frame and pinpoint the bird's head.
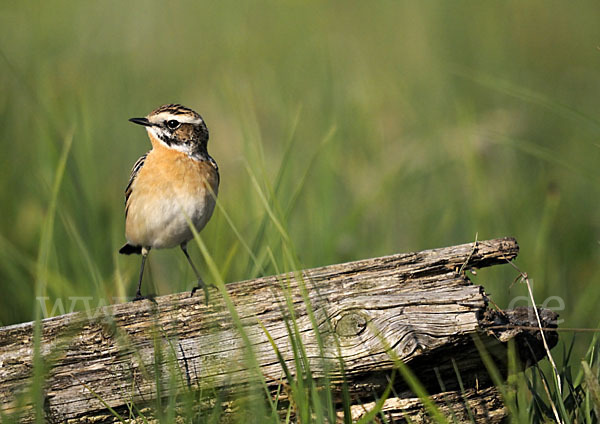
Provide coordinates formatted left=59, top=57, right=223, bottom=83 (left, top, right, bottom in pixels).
left=129, top=104, right=209, bottom=154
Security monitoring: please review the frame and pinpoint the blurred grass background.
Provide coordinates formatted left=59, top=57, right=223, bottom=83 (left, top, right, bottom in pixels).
left=0, top=0, right=599, bottom=363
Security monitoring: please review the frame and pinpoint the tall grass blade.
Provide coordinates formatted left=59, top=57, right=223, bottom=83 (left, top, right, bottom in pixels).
left=32, top=130, right=74, bottom=422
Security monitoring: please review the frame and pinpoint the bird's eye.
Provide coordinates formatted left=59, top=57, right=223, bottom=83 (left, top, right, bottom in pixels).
left=166, top=119, right=180, bottom=129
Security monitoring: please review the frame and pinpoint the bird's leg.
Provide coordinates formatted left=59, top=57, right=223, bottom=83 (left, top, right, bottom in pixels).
left=181, top=243, right=209, bottom=303
left=133, top=247, right=152, bottom=301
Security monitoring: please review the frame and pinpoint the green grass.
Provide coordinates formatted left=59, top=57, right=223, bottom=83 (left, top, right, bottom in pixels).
left=1, top=0, right=600, bottom=422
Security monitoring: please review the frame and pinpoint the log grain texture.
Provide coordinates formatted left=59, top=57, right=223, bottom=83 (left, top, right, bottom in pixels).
left=0, top=237, right=559, bottom=423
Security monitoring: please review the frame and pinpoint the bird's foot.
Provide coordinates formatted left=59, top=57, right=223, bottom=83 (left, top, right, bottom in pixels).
left=132, top=292, right=157, bottom=303
left=190, top=280, right=210, bottom=305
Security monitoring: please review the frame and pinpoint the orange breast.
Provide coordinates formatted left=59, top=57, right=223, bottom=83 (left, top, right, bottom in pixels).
left=125, top=141, right=219, bottom=248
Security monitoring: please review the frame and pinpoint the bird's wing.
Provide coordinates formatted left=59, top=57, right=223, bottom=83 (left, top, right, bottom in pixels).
left=125, top=152, right=148, bottom=216
left=207, top=154, right=220, bottom=186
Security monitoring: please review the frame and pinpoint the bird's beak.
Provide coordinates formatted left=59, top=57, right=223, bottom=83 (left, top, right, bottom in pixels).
left=129, top=117, right=153, bottom=127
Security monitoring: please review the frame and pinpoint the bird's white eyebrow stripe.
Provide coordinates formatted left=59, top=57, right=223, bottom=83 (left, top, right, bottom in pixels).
left=149, top=112, right=202, bottom=125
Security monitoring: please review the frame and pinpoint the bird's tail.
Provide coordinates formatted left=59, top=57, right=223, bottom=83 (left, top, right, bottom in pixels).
left=119, top=243, right=142, bottom=255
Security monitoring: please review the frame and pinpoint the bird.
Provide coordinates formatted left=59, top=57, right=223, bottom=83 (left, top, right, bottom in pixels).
left=119, top=104, right=219, bottom=301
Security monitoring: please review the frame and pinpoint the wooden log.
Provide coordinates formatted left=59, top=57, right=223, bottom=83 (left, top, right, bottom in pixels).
left=0, top=237, right=558, bottom=423
left=339, top=386, right=506, bottom=423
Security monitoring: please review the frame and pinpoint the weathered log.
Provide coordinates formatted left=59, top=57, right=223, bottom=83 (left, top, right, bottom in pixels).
left=340, top=386, right=506, bottom=423
left=0, top=237, right=558, bottom=423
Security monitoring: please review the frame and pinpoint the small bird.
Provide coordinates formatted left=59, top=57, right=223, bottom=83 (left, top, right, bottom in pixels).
left=119, top=104, right=219, bottom=301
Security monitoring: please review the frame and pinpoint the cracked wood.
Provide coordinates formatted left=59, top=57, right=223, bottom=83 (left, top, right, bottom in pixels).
left=0, top=237, right=531, bottom=422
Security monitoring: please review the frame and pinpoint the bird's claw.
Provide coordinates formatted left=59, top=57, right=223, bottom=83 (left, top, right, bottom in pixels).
left=132, top=293, right=157, bottom=304
left=190, top=281, right=210, bottom=305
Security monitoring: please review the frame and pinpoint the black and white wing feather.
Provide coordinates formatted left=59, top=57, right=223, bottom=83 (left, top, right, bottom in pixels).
left=125, top=153, right=148, bottom=216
